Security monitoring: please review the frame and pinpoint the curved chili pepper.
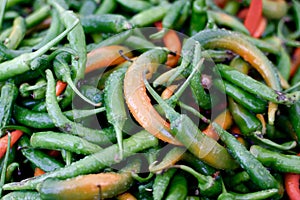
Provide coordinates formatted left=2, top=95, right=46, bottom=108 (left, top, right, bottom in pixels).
left=124, top=48, right=181, bottom=145
left=149, top=147, right=185, bottom=173
left=190, top=29, right=281, bottom=124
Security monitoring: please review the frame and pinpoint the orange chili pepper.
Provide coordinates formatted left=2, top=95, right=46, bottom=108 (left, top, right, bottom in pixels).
left=34, top=167, right=46, bottom=177
left=161, top=85, right=178, bottom=100
left=203, top=109, right=233, bottom=141
left=155, top=22, right=181, bottom=67
left=124, top=49, right=181, bottom=145
left=85, top=45, right=133, bottom=74
left=117, top=192, right=137, bottom=200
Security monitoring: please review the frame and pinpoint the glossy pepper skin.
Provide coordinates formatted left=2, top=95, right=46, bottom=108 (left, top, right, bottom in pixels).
left=38, top=172, right=133, bottom=200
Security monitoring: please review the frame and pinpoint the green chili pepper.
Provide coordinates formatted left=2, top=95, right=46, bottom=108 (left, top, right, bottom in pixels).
left=19, top=78, right=46, bottom=98
left=53, top=52, right=101, bottom=106
left=104, top=66, right=129, bottom=159
left=79, top=84, right=104, bottom=105
left=45, top=69, right=114, bottom=145
left=4, top=16, right=26, bottom=50
left=189, top=0, right=207, bottom=36
left=3, top=130, right=158, bottom=190
left=277, top=47, right=291, bottom=81
left=0, top=82, right=18, bottom=136
left=208, top=10, right=249, bottom=35
left=250, top=145, right=300, bottom=173
left=95, top=0, right=117, bottom=14
left=5, top=162, right=19, bottom=182
left=79, top=0, right=97, bottom=16
left=223, top=171, right=250, bottom=189
left=153, top=168, right=177, bottom=200
left=190, top=42, right=211, bottom=109
left=32, top=8, right=63, bottom=50
left=228, top=97, right=262, bottom=135
left=181, top=152, right=217, bottom=176
left=213, top=123, right=279, bottom=190
left=165, top=173, right=188, bottom=200
left=123, top=35, right=156, bottom=52
left=80, top=14, right=133, bottom=34
left=251, top=134, right=297, bottom=151
left=30, top=131, right=102, bottom=155
left=13, top=105, right=106, bottom=130
left=1, top=191, right=41, bottom=200
left=18, top=136, right=64, bottom=172
left=218, top=188, right=278, bottom=200
left=116, top=0, right=152, bottom=13
left=130, top=1, right=171, bottom=27
left=0, top=18, right=78, bottom=81
left=215, top=79, right=267, bottom=113
left=217, top=64, right=299, bottom=105
left=50, top=0, right=86, bottom=83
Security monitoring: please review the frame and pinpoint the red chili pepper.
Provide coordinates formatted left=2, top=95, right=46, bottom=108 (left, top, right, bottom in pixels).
left=55, top=80, right=67, bottom=96
left=252, top=17, right=267, bottom=38
left=214, top=0, right=228, bottom=8
left=290, top=48, right=300, bottom=77
left=0, top=130, right=23, bottom=159
left=285, top=153, right=300, bottom=200
left=237, top=8, right=249, bottom=19
left=244, top=0, right=263, bottom=36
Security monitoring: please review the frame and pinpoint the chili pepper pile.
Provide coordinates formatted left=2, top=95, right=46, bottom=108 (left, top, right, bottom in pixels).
left=0, top=0, right=300, bottom=199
